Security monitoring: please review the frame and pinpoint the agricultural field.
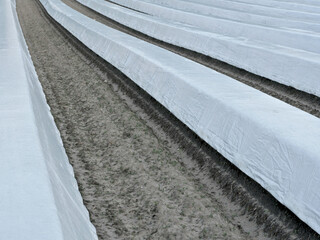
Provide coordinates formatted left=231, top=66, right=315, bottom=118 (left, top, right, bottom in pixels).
left=1, top=0, right=320, bottom=239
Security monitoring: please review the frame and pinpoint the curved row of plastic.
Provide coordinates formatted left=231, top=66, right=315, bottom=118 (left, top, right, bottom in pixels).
left=220, top=0, right=320, bottom=12
left=276, top=0, right=320, bottom=7
left=130, top=0, right=320, bottom=32
left=78, top=0, right=320, bottom=98
left=0, top=1, right=98, bottom=239
left=110, top=0, right=320, bottom=52
left=40, top=0, right=320, bottom=234
left=141, top=0, right=320, bottom=23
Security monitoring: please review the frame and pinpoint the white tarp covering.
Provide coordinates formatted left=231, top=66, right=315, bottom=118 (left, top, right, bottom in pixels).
left=220, top=0, right=320, bottom=13
left=277, top=0, right=320, bottom=7
left=40, top=0, right=320, bottom=234
left=144, top=0, right=320, bottom=23
left=120, top=0, right=320, bottom=33
left=78, top=0, right=320, bottom=98
left=0, top=0, right=98, bottom=239
left=84, top=0, right=320, bottom=53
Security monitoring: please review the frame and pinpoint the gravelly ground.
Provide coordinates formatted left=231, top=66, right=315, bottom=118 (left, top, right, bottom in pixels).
left=17, top=0, right=274, bottom=239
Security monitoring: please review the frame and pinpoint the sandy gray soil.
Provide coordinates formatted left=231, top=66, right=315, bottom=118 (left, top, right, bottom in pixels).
left=16, top=0, right=317, bottom=239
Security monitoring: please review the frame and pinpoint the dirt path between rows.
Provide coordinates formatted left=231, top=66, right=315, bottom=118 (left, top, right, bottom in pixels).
left=16, top=0, right=317, bottom=239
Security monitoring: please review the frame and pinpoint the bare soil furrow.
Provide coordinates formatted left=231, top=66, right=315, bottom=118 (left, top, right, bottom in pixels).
left=16, top=0, right=319, bottom=239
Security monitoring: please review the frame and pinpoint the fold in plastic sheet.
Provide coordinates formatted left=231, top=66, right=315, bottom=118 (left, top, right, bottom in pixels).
left=94, top=0, right=320, bottom=98
left=212, top=0, right=320, bottom=13
left=0, top=1, right=98, bottom=239
left=111, top=0, right=320, bottom=51
left=133, top=0, right=320, bottom=25
left=118, top=0, right=320, bottom=33
left=41, top=0, right=320, bottom=234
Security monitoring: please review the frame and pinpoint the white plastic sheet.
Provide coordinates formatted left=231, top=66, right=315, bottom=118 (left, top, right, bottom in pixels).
left=79, top=0, right=320, bottom=98
left=119, top=0, right=320, bottom=33
left=0, top=1, right=98, bottom=239
left=278, top=0, right=320, bottom=7
left=149, top=0, right=320, bottom=23
left=221, top=0, right=320, bottom=13
left=41, top=0, right=320, bottom=234
left=99, top=0, right=320, bottom=52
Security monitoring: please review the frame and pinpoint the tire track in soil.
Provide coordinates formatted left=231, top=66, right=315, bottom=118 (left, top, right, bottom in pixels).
left=16, top=0, right=319, bottom=239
